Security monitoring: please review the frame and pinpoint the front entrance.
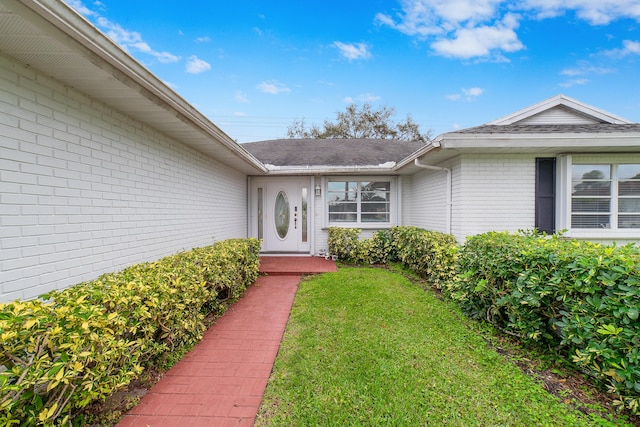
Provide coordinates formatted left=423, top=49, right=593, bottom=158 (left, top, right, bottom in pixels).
left=251, top=178, right=312, bottom=253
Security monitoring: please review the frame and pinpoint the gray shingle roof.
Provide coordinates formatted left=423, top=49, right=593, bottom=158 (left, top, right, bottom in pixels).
left=451, top=123, right=640, bottom=134
left=241, top=138, right=426, bottom=167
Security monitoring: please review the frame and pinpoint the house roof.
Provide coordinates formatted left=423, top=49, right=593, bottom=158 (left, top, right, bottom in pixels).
left=0, top=0, right=266, bottom=174
left=452, top=123, right=640, bottom=134
left=487, top=94, right=632, bottom=125
left=242, top=138, right=426, bottom=173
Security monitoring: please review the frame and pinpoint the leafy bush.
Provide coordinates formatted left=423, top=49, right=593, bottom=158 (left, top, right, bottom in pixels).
left=389, top=226, right=458, bottom=288
left=449, top=231, right=640, bottom=414
left=0, top=238, right=260, bottom=426
left=327, top=227, right=361, bottom=262
left=328, top=226, right=457, bottom=288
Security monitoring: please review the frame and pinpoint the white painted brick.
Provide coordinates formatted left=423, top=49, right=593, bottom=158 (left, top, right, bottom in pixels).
left=2, top=122, right=37, bottom=144
left=0, top=147, right=36, bottom=165
left=1, top=57, right=249, bottom=302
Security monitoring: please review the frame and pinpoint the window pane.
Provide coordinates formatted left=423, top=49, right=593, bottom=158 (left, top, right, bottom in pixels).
left=329, top=213, right=357, bottom=222
left=329, top=200, right=357, bottom=222
left=618, top=164, right=640, bottom=180
left=571, top=198, right=610, bottom=213
left=572, top=182, right=611, bottom=197
left=274, top=191, right=290, bottom=239
left=572, top=165, right=610, bottom=180
left=327, top=179, right=392, bottom=224
left=619, top=181, right=640, bottom=197
left=301, top=187, right=308, bottom=243
left=257, top=188, right=263, bottom=240
left=362, top=213, right=390, bottom=222
left=619, top=198, right=640, bottom=213
left=619, top=214, right=640, bottom=229
left=571, top=214, right=611, bottom=229
left=618, top=164, right=640, bottom=197
left=328, top=181, right=357, bottom=201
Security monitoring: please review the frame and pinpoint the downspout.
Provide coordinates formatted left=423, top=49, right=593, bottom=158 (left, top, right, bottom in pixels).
left=414, top=157, right=452, bottom=234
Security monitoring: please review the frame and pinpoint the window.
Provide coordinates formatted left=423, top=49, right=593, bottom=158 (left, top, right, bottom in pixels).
left=327, top=179, right=392, bottom=225
left=571, top=163, right=640, bottom=229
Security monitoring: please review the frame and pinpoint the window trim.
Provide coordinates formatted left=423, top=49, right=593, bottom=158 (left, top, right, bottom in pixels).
left=559, top=155, right=640, bottom=239
left=325, top=176, right=397, bottom=228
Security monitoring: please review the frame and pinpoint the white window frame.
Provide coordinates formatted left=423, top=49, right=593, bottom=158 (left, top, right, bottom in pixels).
left=325, top=177, right=397, bottom=228
left=558, top=155, right=640, bottom=239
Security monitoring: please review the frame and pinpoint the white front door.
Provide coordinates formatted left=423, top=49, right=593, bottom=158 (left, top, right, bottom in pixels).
left=253, top=179, right=311, bottom=253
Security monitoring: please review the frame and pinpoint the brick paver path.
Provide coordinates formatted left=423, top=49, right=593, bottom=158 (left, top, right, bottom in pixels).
left=116, top=274, right=301, bottom=427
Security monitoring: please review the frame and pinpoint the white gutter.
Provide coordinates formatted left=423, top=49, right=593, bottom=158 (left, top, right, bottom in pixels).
left=414, top=157, right=452, bottom=234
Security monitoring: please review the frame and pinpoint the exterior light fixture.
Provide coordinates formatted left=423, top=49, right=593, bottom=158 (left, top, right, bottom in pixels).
left=315, top=184, right=321, bottom=196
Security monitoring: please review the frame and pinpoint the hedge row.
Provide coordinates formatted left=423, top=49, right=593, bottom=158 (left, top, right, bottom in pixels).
left=327, top=226, right=458, bottom=288
left=0, top=238, right=261, bottom=426
left=448, top=232, right=640, bottom=414
left=327, top=226, right=640, bottom=414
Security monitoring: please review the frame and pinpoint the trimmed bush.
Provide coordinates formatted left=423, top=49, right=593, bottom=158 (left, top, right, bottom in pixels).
left=327, top=226, right=458, bottom=288
left=327, top=227, right=361, bottom=262
left=449, top=231, right=640, bottom=414
left=0, top=238, right=260, bottom=426
left=389, top=226, right=458, bottom=288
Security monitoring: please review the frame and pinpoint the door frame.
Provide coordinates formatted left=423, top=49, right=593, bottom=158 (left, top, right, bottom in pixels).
left=248, top=176, right=314, bottom=254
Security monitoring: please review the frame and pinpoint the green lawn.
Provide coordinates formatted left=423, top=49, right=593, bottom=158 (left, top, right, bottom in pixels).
left=255, top=266, right=630, bottom=427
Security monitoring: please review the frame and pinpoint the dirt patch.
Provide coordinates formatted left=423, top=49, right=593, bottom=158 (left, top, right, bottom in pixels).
left=81, top=369, right=163, bottom=427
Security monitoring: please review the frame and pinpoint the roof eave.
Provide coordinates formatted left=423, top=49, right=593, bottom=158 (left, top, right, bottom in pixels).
left=263, top=165, right=399, bottom=175
left=6, top=0, right=268, bottom=174
left=487, top=94, right=632, bottom=125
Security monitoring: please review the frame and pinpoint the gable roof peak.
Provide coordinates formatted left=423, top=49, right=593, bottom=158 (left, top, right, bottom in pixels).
left=487, top=94, right=632, bottom=126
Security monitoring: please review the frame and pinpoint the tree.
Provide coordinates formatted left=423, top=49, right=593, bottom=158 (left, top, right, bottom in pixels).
left=286, top=103, right=431, bottom=143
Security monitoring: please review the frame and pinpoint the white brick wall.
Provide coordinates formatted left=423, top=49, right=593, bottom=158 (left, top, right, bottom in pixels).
left=452, top=154, right=536, bottom=241
left=0, top=55, right=248, bottom=302
left=402, top=158, right=457, bottom=233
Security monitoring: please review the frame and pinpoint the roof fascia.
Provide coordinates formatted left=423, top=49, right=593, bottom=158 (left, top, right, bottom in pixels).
left=393, top=140, right=442, bottom=170
left=487, top=94, right=632, bottom=125
left=264, top=165, right=398, bottom=175
left=440, top=131, right=640, bottom=150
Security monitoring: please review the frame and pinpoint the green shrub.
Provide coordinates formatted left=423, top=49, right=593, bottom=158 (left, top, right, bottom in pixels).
left=327, top=227, right=362, bottom=262
left=450, top=231, right=640, bottom=414
left=0, top=238, right=260, bottom=426
left=389, top=226, right=458, bottom=288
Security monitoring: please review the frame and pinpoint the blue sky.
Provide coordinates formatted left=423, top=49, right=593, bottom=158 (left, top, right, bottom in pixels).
left=66, top=0, right=640, bottom=142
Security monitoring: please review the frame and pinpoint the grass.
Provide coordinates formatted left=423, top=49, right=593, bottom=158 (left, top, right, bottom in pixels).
left=255, top=266, right=632, bottom=427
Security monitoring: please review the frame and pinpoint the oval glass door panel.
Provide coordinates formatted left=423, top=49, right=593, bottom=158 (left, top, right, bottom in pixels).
left=274, top=190, right=290, bottom=239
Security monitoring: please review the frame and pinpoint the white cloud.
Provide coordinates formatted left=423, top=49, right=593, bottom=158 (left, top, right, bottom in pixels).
left=235, top=91, right=249, bottom=103
left=257, top=80, right=291, bottom=94
left=344, top=93, right=381, bottom=104
left=520, top=0, right=640, bottom=25
left=376, top=0, right=640, bottom=60
left=186, top=56, right=211, bottom=74
left=195, top=36, right=211, bottom=43
left=560, top=61, right=614, bottom=76
left=65, top=0, right=97, bottom=17
left=431, top=14, right=523, bottom=59
left=462, top=87, right=484, bottom=97
left=446, top=87, right=485, bottom=101
left=559, top=78, right=590, bottom=88
left=605, top=39, right=640, bottom=57
left=375, top=0, right=504, bottom=39
left=333, top=42, right=372, bottom=61
left=68, top=2, right=180, bottom=64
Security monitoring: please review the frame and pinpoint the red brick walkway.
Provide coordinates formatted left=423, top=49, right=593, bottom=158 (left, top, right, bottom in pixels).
left=116, top=256, right=336, bottom=427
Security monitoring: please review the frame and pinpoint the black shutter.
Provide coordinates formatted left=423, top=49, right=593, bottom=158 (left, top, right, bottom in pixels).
left=535, top=158, right=556, bottom=234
